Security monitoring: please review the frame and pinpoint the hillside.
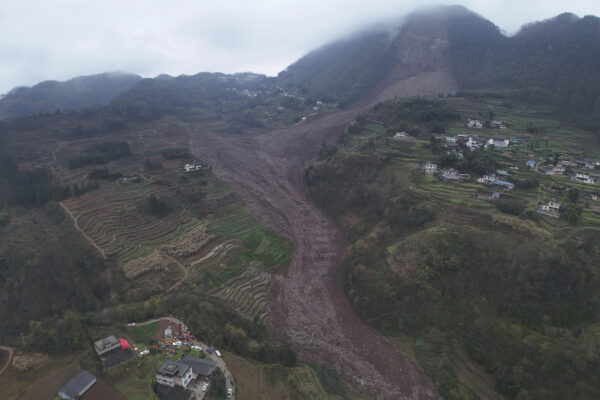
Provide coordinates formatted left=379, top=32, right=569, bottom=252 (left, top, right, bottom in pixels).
left=279, top=6, right=600, bottom=128
left=306, top=96, right=600, bottom=400
left=0, top=72, right=142, bottom=119
left=1, top=5, right=600, bottom=400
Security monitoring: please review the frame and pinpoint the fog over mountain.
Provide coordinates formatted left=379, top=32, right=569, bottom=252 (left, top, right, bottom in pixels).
left=1, top=0, right=599, bottom=94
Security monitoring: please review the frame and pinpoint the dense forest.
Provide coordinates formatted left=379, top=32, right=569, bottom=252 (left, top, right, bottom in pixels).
left=0, top=72, right=141, bottom=119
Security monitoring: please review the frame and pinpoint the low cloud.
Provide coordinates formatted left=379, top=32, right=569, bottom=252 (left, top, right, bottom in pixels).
left=1, top=0, right=598, bottom=93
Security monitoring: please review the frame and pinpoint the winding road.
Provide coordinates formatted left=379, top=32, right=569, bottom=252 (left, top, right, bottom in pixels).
left=188, top=105, right=440, bottom=399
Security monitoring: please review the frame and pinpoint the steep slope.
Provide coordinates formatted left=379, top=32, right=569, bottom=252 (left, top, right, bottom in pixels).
left=279, top=7, right=600, bottom=125
left=277, top=6, right=484, bottom=103
left=0, top=72, right=141, bottom=119
left=449, top=12, right=600, bottom=119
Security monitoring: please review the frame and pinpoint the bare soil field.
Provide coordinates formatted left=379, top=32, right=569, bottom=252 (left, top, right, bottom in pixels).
left=189, top=72, right=446, bottom=399
left=0, top=355, right=79, bottom=400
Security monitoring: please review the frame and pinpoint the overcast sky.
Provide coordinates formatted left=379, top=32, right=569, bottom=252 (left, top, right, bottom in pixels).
left=1, top=0, right=599, bottom=94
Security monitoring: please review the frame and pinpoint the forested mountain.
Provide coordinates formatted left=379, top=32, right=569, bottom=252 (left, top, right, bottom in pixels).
left=0, top=72, right=142, bottom=119
left=279, top=6, right=600, bottom=127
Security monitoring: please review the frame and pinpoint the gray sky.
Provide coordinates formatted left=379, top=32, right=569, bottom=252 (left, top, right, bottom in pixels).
left=1, top=0, right=599, bottom=94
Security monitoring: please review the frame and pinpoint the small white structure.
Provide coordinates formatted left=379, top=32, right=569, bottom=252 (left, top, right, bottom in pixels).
left=467, top=119, right=483, bottom=129
left=538, top=199, right=561, bottom=218
left=466, top=135, right=483, bottom=149
left=164, top=326, right=173, bottom=340
left=393, top=132, right=412, bottom=141
left=487, top=136, right=509, bottom=148
left=424, top=162, right=437, bottom=174
left=184, top=164, right=204, bottom=172
left=552, top=165, right=566, bottom=175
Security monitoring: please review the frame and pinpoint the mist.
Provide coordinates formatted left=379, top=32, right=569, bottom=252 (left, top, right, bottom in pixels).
left=1, top=0, right=599, bottom=94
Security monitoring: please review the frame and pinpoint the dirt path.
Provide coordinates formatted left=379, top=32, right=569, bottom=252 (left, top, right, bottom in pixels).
left=60, top=202, right=107, bottom=260
left=188, top=104, right=440, bottom=399
left=165, top=254, right=189, bottom=293
left=0, top=345, right=14, bottom=375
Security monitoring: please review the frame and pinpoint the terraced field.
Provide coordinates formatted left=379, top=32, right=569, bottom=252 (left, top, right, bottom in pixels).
left=214, top=261, right=273, bottom=324
left=61, top=175, right=236, bottom=267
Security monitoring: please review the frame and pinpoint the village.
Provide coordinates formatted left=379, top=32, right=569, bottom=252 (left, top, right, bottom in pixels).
left=391, top=118, right=599, bottom=220
left=56, top=317, right=234, bottom=400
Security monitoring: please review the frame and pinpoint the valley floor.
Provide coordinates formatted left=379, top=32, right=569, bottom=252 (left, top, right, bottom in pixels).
left=188, top=107, right=440, bottom=400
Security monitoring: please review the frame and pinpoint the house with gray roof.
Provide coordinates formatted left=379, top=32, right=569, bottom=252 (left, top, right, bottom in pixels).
left=156, top=360, right=193, bottom=389
left=180, top=356, right=218, bottom=378
left=58, top=371, right=96, bottom=400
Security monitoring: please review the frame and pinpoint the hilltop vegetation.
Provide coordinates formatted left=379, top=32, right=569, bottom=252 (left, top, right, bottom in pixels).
left=307, top=96, right=600, bottom=400
left=280, top=6, right=600, bottom=131
left=0, top=72, right=141, bottom=119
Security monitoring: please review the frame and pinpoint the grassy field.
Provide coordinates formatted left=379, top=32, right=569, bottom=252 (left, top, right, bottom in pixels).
left=134, top=322, right=158, bottom=340
left=223, top=353, right=368, bottom=400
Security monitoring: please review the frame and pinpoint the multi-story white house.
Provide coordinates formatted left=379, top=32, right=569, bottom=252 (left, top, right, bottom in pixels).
left=156, top=361, right=194, bottom=389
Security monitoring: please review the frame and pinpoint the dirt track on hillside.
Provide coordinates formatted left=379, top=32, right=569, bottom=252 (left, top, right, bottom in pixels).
left=189, top=98, right=443, bottom=399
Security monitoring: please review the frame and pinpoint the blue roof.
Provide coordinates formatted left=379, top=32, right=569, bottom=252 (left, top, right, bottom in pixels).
left=526, top=160, right=536, bottom=165
left=492, top=180, right=514, bottom=187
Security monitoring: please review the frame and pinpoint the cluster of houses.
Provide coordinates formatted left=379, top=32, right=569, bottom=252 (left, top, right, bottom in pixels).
left=530, top=157, right=599, bottom=184
left=435, top=133, right=517, bottom=151
left=466, top=119, right=506, bottom=130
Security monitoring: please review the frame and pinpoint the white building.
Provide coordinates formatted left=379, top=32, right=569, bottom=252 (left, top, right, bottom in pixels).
left=487, top=136, right=509, bottom=148
left=467, top=119, right=483, bottom=129
left=424, top=162, right=437, bottom=174
left=572, top=173, right=595, bottom=184
left=156, top=361, right=194, bottom=389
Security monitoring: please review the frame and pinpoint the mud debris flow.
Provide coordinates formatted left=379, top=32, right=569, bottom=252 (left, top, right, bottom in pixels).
left=189, top=101, right=441, bottom=400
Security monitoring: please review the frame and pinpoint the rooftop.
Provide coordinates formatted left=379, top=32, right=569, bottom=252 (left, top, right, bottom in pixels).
left=94, top=335, right=119, bottom=351
left=157, top=361, right=191, bottom=378
left=58, top=371, right=96, bottom=399
left=180, top=356, right=218, bottom=377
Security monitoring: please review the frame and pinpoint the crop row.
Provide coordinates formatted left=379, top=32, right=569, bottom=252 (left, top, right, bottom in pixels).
left=214, top=261, right=272, bottom=323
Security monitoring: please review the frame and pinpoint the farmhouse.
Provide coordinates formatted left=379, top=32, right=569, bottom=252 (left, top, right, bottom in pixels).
left=477, top=174, right=497, bottom=184
left=467, top=119, right=483, bottom=129
left=538, top=199, right=561, bottom=218
left=466, top=135, right=484, bottom=149
left=491, top=120, right=505, bottom=129
left=184, top=164, right=204, bottom=173
left=440, top=168, right=461, bottom=181
left=552, top=165, right=566, bottom=175
left=393, top=132, right=413, bottom=141
left=94, top=335, right=134, bottom=367
left=572, top=173, right=595, bottom=184
left=94, top=335, right=120, bottom=356
left=486, top=136, right=509, bottom=149
left=156, top=360, right=194, bottom=389
left=424, top=162, right=437, bottom=174
left=58, top=371, right=96, bottom=400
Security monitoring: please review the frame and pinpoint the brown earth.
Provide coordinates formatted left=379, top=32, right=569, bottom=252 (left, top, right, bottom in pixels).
left=82, top=381, right=127, bottom=400
left=186, top=21, right=458, bottom=399
left=188, top=85, right=452, bottom=400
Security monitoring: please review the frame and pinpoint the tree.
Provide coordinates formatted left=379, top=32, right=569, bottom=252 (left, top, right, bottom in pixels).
left=567, top=188, right=580, bottom=203
left=209, top=367, right=227, bottom=398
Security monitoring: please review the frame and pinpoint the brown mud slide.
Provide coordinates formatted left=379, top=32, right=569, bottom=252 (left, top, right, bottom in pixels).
left=189, top=107, right=437, bottom=399
left=188, top=29, right=458, bottom=396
